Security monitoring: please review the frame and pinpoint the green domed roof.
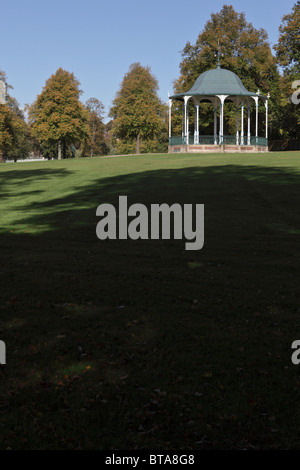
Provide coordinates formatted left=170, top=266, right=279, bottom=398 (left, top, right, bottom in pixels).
left=171, top=65, right=262, bottom=100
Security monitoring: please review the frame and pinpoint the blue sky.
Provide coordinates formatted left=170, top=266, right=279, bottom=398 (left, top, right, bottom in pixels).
left=0, top=0, right=296, bottom=122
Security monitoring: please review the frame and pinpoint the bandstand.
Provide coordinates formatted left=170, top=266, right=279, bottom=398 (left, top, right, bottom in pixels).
left=168, top=60, right=270, bottom=153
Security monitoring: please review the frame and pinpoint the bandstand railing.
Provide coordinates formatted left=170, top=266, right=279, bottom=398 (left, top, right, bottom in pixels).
left=169, top=136, right=268, bottom=147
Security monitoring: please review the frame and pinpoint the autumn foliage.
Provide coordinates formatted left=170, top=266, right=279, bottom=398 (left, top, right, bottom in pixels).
left=28, top=68, right=89, bottom=159
left=0, top=100, right=31, bottom=161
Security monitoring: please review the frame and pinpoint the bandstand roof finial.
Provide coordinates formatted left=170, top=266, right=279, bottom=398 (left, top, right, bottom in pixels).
left=215, top=41, right=223, bottom=69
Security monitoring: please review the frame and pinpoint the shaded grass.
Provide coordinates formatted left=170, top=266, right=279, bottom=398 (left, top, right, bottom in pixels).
left=0, top=151, right=300, bottom=449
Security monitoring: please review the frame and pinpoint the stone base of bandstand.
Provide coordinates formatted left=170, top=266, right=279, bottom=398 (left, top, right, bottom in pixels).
left=168, top=144, right=268, bottom=154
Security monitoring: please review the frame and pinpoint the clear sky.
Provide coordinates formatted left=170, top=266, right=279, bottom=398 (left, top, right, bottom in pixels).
left=0, top=0, right=296, bottom=122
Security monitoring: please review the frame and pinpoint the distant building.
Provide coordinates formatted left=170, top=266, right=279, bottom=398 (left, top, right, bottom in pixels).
left=0, top=79, right=6, bottom=104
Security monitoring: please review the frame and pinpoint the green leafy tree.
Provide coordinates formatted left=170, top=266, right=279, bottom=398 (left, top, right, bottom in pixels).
left=5, top=97, right=32, bottom=160
left=0, top=71, right=32, bottom=161
left=274, top=1, right=300, bottom=76
left=0, top=103, right=13, bottom=161
left=172, top=4, right=280, bottom=138
left=110, top=63, right=166, bottom=154
left=28, top=68, right=88, bottom=159
left=82, top=98, right=107, bottom=156
left=274, top=1, right=300, bottom=140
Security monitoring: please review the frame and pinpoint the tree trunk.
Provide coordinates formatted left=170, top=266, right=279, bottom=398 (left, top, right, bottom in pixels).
left=58, top=141, right=62, bottom=160
left=136, top=133, right=140, bottom=154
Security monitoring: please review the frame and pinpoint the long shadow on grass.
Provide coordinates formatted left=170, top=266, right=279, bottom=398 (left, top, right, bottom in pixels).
left=0, top=167, right=73, bottom=200
left=0, top=167, right=72, bottom=187
left=0, top=163, right=299, bottom=449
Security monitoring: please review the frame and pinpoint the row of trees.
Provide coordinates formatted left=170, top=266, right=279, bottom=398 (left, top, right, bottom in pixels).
left=0, top=2, right=299, bottom=160
left=28, top=69, right=109, bottom=160
left=0, top=68, right=109, bottom=161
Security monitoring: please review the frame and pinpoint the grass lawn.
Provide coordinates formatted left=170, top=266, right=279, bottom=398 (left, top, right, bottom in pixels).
left=0, top=151, right=299, bottom=450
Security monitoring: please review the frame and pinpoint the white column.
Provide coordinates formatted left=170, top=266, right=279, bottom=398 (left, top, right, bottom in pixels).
left=216, top=95, right=228, bottom=145
left=256, top=102, right=258, bottom=137
left=219, top=101, right=223, bottom=144
left=168, top=99, right=172, bottom=141
left=183, top=96, right=191, bottom=145
left=220, top=102, right=224, bottom=144
left=184, top=101, right=187, bottom=141
left=236, top=106, right=239, bottom=145
left=265, top=98, right=269, bottom=139
left=197, top=104, right=200, bottom=143
left=186, top=102, right=189, bottom=145
left=247, top=105, right=251, bottom=145
left=241, top=103, right=244, bottom=145
left=254, top=96, right=259, bottom=142
left=247, top=106, right=251, bottom=145
left=194, top=104, right=199, bottom=144
left=182, top=102, right=184, bottom=138
left=214, top=108, right=217, bottom=145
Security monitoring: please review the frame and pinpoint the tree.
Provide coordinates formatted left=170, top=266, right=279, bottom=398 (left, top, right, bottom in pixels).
left=110, top=63, right=166, bottom=154
left=172, top=4, right=280, bottom=138
left=0, top=103, right=31, bottom=161
left=82, top=98, right=107, bottom=157
left=274, top=1, right=300, bottom=76
left=28, top=68, right=88, bottom=159
left=273, top=2, right=300, bottom=140
left=0, top=70, right=32, bottom=161
left=0, top=104, right=13, bottom=161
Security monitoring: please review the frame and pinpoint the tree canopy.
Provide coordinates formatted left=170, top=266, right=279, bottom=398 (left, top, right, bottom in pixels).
left=174, top=5, right=278, bottom=94
left=0, top=71, right=31, bottom=161
left=109, top=63, right=167, bottom=154
left=274, top=1, right=300, bottom=76
left=28, top=68, right=88, bottom=159
left=82, top=97, right=107, bottom=157
left=273, top=1, right=300, bottom=139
